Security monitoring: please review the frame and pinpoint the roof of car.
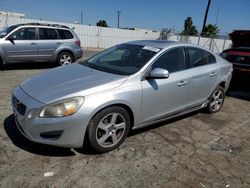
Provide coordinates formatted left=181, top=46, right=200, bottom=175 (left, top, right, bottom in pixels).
left=126, top=40, right=178, bottom=49
left=14, top=22, right=69, bottom=29
left=125, top=40, right=217, bottom=55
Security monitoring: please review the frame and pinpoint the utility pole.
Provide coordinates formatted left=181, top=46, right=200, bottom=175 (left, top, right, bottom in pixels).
left=81, top=11, right=83, bottom=24
left=117, top=11, right=121, bottom=28
left=201, top=0, right=211, bottom=35
left=215, top=6, right=220, bottom=25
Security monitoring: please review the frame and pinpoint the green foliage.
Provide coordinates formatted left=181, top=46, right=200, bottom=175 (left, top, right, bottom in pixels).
left=181, top=17, right=198, bottom=36
left=96, top=20, right=108, bottom=27
left=202, top=24, right=220, bottom=37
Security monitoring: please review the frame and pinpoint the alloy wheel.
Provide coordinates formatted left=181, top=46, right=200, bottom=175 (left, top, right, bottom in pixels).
left=209, top=89, right=224, bottom=112
left=96, top=113, right=126, bottom=148
left=59, top=54, right=72, bottom=65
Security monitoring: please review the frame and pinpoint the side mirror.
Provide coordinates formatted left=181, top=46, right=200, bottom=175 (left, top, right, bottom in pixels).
left=146, top=68, right=169, bottom=79
left=7, top=35, right=16, bottom=41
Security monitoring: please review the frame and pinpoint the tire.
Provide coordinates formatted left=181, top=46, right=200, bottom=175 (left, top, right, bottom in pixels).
left=0, top=57, right=4, bottom=70
left=57, top=51, right=74, bottom=66
left=87, top=106, right=131, bottom=153
left=206, top=86, right=225, bottom=114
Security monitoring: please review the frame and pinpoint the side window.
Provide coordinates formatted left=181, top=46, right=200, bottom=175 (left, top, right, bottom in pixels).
left=39, top=28, right=57, bottom=40
left=57, top=29, right=73, bottom=39
left=152, top=48, right=186, bottom=73
left=187, top=47, right=216, bottom=67
left=207, top=52, right=216, bottom=64
left=11, top=28, right=36, bottom=40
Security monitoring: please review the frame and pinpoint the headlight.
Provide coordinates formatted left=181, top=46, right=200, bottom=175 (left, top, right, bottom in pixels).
left=39, top=97, right=84, bottom=118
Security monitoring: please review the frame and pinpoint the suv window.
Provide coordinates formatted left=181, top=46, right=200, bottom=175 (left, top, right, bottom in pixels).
left=187, top=47, right=216, bottom=67
left=11, top=27, right=36, bottom=40
left=39, top=28, right=57, bottom=40
left=57, top=29, right=73, bottom=39
left=152, top=48, right=186, bottom=73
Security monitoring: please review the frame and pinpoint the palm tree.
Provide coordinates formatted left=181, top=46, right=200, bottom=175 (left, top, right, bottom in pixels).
left=202, top=0, right=211, bottom=35
left=202, top=24, right=220, bottom=37
left=181, top=17, right=198, bottom=36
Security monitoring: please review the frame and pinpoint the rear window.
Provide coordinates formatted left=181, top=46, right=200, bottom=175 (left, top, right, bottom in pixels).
left=39, top=28, right=57, bottom=40
left=57, top=29, right=73, bottom=39
left=187, top=47, right=216, bottom=67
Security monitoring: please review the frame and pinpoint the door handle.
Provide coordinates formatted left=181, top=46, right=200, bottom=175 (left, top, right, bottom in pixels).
left=210, top=72, right=217, bottom=77
left=57, top=42, right=62, bottom=45
left=177, top=80, right=188, bottom=87
left=30, top=42, right=37, bottom=45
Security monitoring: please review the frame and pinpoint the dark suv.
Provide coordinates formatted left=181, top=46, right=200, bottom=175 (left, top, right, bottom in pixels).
left=221, top=30, right=250, bottom=72
left=0, top=23, right=83, bottom=67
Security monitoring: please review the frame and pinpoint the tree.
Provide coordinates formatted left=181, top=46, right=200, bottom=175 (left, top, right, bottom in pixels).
left=202, top=24, right=220, bottom=37
left=96, top=20, right=108, bottom=27
left=202, top=0, right=212, bottom=35
left=181, top=17, right=198, bottom=36
left=160, top=28, right=174, bottom=40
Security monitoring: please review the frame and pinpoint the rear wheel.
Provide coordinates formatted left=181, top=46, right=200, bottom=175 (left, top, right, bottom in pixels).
left=87, top=106, right=130, bottom=153
left=57, top=52, right=74, bottom=66
left=206, top=86, right=225, bottom=113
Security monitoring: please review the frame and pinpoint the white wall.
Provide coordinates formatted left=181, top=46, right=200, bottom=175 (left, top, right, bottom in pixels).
left=0, top=15, right=232, bottom=52
left=0, top=15, right=160, bottom=48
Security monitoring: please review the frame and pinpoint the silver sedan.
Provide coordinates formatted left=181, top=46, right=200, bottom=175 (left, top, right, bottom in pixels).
left=12, top=40, right=233, bottom=152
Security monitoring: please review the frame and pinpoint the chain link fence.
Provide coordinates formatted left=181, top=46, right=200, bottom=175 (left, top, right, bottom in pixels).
left=167, top=34, right=232, bottom=53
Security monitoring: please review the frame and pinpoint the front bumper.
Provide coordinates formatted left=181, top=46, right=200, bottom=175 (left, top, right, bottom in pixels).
left=12, top=86, right=89, bottom=148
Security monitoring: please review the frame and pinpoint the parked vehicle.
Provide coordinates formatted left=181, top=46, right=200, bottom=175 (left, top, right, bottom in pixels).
left=12, top=40, right=232, bottom=152
left=221, top=30, right=250, bottom=72
left=0, top=23, right=83, bottom=67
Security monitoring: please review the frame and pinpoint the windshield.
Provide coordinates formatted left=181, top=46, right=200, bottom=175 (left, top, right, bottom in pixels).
left=0, top=25, right=19, bottom=38
left=82, top=44, right=160, bottom=75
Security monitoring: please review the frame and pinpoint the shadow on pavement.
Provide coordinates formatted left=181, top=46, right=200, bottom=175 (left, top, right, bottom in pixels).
left=4, top=114, right=75, bottom=157
left=1, top=62, right=58, bottom=70
left=227, top=71, right=250, bottom=101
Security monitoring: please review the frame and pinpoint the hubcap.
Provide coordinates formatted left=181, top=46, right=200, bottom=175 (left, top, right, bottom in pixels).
left=60, top=54, right=72, bottom=65
left=210, top=90, right=223, bottom=112
left=96, top=113, right=126, bottom=148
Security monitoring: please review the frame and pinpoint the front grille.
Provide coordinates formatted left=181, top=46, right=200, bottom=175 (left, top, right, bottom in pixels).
left=12, top=95, right=26, bottom=115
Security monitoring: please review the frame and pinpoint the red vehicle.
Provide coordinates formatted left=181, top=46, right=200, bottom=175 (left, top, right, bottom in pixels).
left=222, top=30, right=250, bottom=72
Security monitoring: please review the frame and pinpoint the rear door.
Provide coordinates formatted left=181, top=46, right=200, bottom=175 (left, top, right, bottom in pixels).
left=186, top=47, right=219, bottom=106
left=3, top=27, right=38, bottom=62
left=37, top=27, right=58, bottom=61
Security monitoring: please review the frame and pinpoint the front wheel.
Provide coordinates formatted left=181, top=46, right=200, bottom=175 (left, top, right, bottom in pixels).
left=206, top=86, right=225, bottom=114
left=87, top=107, right=131, bottom=153
left=0, top=57, right=4, bottom=70
left=57, top=52, right=74, bottom=66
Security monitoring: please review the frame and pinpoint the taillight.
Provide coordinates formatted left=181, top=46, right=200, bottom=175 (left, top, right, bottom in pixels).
left=75, top=40, right=81, bottom=48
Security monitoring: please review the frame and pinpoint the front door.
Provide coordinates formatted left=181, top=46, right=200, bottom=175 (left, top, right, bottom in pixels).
left=3, top=27, right=38, bottom=63
left=140, top=47, right=189, bottom=124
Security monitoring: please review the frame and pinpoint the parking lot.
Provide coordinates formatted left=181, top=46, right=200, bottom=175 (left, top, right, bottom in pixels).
left=0, top=50, right=250, bottom=187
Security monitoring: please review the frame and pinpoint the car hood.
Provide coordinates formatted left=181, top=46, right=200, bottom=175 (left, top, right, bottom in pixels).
left=20, top=64, right=127, bottom=103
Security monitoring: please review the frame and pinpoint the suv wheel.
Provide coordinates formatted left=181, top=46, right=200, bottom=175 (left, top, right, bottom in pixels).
left=87, top=106, right=131, bottom=153
left=57, top=52, right=74, bottom=66
left=206, top=86, right=225, bottom=114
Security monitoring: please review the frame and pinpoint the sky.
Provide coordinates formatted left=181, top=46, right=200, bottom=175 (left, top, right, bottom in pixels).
left=0, top=0, right=249, bottom=34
